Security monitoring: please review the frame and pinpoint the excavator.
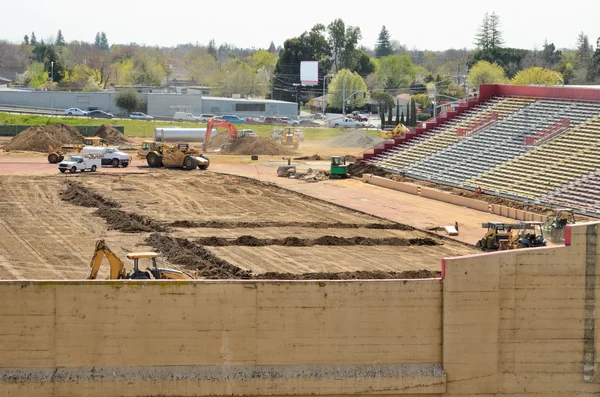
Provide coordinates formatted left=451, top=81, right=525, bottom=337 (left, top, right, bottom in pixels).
left=544, top=208, right=576, bottom=242
left=380, top=123, right=410, bottom=139
left=86, top=239, right=193, bottom=280
left=204, top=118, right=240, bottom=151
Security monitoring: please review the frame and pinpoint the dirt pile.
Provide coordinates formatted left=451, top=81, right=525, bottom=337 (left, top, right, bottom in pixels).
left=207, top=131, right=231, bottom=149
left=255, top=269, right=441, bottom=280
left=146, top=233, right=253, bottom=279
left=147, top=234, right=440, bottom=280
left=327, top=131, right=384, bottom=148
left=347, top=162, right=389, bottom=177
left=93, top=124, right=131, bottom=145
left=195, top=235, right=440, bottom=247
left=4, top=123, right=85, bottom=152
left=61, top=181, right=120, bottom=208
left=290, top=169, right=329, bottom=182
left=169, top=220, right=413, bottom=230
left=222, top=136, right=294, bottom=155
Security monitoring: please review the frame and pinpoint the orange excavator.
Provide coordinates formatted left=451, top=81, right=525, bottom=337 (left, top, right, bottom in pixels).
left=204, top=118, right=239, bottom=151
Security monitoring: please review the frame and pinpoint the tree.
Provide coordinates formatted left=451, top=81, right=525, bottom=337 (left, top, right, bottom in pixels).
left=541, top=40, right=561, bottom=68
left=593, top=37, right=600, bottom=82
left=375, top=54, right=418, bottom=90
left=23, top=61, right=47, bottom=88
left=410, top=98, right=417, bottom=126
left=488, top=12, right=504, bottom=49
left=395, top=102, right=400, bottom=125
left=511, top=67, right=563, bottom=86
left=387, top=103, right=393, bottom=126
left=94, top=32, right=101, bottom=49
left=267, top=41, right=276, bottom=54
left=207, top=39, right=217, bottom=60
left=574, top=32, right=594, bottom=83
left=379, top=103, right=385, bottom=127
left=400, top=111, right=405, bottom=125
left=413, top=93, right=431, bottom=110
left=100, top=32, right=109, bottom=50
left=327, top=19, right=361, bottom=71
left=467, top=60, right=506, bottom=87
left=55, top=30, right=65, bottom=47
left=114, top=89, right=144, bottom=114
left=375, top=25, right=392, bottom=58
left=327, top=69, right=368, bottom=111
left=23, top=35, right=29, bottom=45
left=405, top=103, right=410, bottom=126
left=354, top=52, right=376, bottom=77
left=30, top=32, right=37, bottom=46
left=474, top=13, right=490, bottom=50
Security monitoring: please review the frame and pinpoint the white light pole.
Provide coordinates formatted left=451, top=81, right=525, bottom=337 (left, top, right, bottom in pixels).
left=322, top=74, right=333, bottom=116
left=50, top=61, right=54, bottom=117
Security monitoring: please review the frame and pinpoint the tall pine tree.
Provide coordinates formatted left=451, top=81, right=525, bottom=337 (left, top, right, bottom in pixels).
left=94, top=32, right=101, bottom=49
left=55, top=30, right=65, bottom=47
left=30, top=32, right=37, bottom=46
left=207, top=39, right=217, bottom=60
left=406, top=103, right=410, bottom=126
left=387, top=103, right=393, bottom=126
left=410, top=99, right=417, bottom=126
left=395, top=102, right=400, bottom=125
left=400, top=112, right=405, bottom=125
left=375, top=25, right=391, bottom=58
left=100, top=32, right=109, bottom=50
left=379, top=103, right=385, bottom=128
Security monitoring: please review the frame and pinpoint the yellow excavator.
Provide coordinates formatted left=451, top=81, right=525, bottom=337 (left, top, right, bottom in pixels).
left=380, top=123, right=409, bottom=139
left=86, top=239, right=193, bottom=280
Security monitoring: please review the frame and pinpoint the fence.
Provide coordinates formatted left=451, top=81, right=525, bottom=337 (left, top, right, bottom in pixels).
left=0, top=125, right=125, bottom=137
left=456, top=112, right=498, bottom=138
left=523, top=118, right=570, bottom=146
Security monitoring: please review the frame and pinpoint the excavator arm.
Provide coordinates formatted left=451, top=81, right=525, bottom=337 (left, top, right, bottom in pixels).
left=204, top=118, right=238, bottom=151
left=86, top=239, right=127, bottom=280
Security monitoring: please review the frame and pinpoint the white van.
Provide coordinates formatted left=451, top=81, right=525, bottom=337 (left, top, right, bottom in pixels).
left=80, top=147, right=131, bottom=167
left=173, top=112, right=202, bottom=122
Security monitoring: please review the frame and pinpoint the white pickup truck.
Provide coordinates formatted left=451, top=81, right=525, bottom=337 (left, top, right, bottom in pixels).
left=58, top=155, right=102, bottom=173
left=80, top=147, right=132, bottom=167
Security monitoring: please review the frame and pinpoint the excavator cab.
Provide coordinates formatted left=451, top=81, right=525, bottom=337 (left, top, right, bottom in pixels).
left=127, top=252, right=160, bottom=279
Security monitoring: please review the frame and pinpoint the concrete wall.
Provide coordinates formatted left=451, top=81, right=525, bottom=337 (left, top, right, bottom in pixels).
left=0, top=91, right=123, bottom=114
left=362, top=174, right=546, bottom=222
left=147, top=93, right=202, bottom=117
left=0, top=280, right=444, bottom=396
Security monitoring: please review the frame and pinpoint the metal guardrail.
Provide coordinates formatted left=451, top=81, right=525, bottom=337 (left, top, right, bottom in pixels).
left=523, top=119, right=570, bottom=146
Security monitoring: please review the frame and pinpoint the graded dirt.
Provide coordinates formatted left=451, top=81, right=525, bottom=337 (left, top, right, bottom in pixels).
left=221, top=136, right=294, bottom=155
left=93, top=124, right=132, bottom=145
left=327, top=131, right=384, bottom=148
left=4, top=123, right=85, bottom=152
left=0, top=171, right=479, bottom=280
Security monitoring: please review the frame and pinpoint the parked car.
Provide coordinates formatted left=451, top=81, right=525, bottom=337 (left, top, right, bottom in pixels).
left=80, top=146, right=132, bottom=167
left=64, top=108, right=88, bottom=116
left=173, top=112, right=202, bottom=122
left=130, top=112, right=154, bottom=120
left=238, top=129, right=257, bottom=138
left=278, top=117, right=299, bottom=125
left=331, top=117, right=366, bottom=128
left=299, top=119, right=320, bottom=127
left=351, top=111, right=369, bottom=122
left=87, top=110, right=113, bottom=119
left=199, top=114, right=216, bottom=122
left=221, top=114, right=246, bottom=123
left=263, top=116, right=282, bottom=125
left=245, top=117, right=261, bottom=124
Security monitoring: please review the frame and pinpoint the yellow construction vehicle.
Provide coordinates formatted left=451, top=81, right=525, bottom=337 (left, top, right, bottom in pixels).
left=86, top=239, right=193, bottom=280
left=380, top=123, right=409, bottom=139
left=544, top=208, right=576, bottom=242
left=137, top=140, right=158, bottom=159
left=145, top=142, right=210, bottom=170
left=273, top=127, right=300, bottom=149
left=48, top=137, right=103, bottom=164
left=477, top=221, right=548, bottom=251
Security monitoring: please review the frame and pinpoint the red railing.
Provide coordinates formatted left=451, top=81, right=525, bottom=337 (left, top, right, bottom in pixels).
left=523, top=118, right=570, bottom=146
left=456, top=112, right=498, bottom=138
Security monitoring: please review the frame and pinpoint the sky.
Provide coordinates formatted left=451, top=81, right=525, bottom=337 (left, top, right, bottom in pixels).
left=2, top=0, right=599, bottom=51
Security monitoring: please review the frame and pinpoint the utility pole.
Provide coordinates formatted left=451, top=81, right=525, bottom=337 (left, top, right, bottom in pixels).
left=342, top=76, right=346, bottom=116
left=322, top=74, right=333, bottom=116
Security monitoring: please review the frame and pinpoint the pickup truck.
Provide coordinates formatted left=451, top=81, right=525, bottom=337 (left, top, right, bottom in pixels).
left=58, top=155, right=101, bottom=173
left=80, top=147, right=132, bottom=167
left=331, top=117, right=366, bottom=128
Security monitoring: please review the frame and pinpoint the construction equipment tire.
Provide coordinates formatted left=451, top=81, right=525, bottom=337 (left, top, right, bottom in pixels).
left=183, top=156, right=197, bottom=170
left=198, top=156, right=210, bottom=170
left=48, top=153, right=59, bottom=164
left=58, top=155, right=64, bottom=162
left=147, top=153, right=161, bottom=168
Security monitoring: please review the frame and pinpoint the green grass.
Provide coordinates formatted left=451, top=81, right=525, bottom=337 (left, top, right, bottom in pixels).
left=0, top=112, right=380, bottom=140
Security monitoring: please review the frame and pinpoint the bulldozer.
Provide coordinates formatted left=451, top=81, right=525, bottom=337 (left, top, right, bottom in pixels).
left=146, top=142, right=210, bottom=170
left=476, top=222, right=516, bottom=250
left=48, top=136, right=103, bottom=163
left=137, top=140, right=158, bottom=159
left=86, top=239, right=193, bottom=280
left=273, top=127, right=300, bottom=150
left=544, top=208, right=576, bottom=242
left=380, top=123, right=409, bottom=139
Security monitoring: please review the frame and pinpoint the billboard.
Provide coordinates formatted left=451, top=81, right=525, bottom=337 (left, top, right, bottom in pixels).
left=300, top=61, right=319, bottom=86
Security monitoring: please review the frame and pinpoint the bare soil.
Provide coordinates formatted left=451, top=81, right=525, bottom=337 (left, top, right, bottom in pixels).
left=93, top=124, right=132, bottom=145
left=222, top=136, right=294, bottom=155
left=4, top=124, right=85, bottom=152
left=194, top=235, right=439, bottom=247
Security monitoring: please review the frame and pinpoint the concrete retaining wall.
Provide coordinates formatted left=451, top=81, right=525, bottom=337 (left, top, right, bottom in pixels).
left=0, top=280, right=444, bottom=396
left=362, top=174, right=546, bottom=223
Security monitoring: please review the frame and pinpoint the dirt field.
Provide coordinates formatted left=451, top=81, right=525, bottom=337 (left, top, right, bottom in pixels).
left=0, top=170, right=478, bottom=280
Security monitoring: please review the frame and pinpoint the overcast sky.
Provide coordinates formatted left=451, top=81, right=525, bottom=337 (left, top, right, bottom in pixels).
left=3, top=0, right=599, bottom=51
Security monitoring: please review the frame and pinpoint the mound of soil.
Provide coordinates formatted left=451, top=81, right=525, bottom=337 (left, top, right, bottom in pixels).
left=195, top=235, right=439, bottom=247
left=4, top=123, right=85, bottom=152
left=255, top=269, right=440, bottom=280
left=170, top=220, right=413, bottom=230
left=94, top=207, right=168, bottom=233
left=327, top=131, right=384, bottom=148
left=347, top=162, right=388, bottom=178
left=207, top=131, right=231, bottom=149
left=60, top=181, right=120, bottom=208
left=222, top=136, right=294, bottom=155
left=93, top=124, right=131, bottom=145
